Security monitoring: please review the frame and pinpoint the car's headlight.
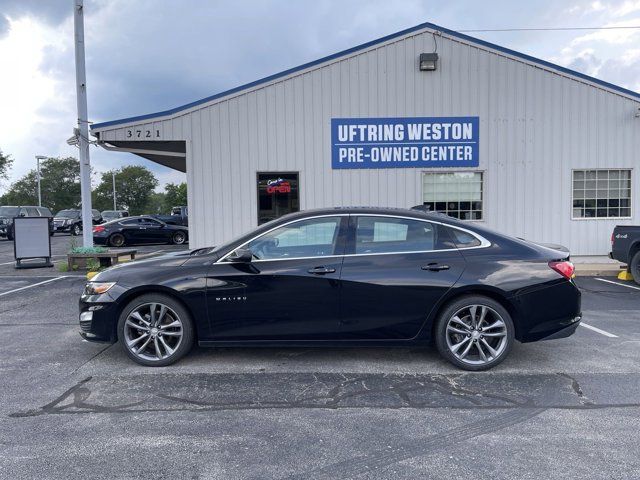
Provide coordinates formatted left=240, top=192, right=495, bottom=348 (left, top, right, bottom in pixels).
left=84, top=282, right=116, bottom=295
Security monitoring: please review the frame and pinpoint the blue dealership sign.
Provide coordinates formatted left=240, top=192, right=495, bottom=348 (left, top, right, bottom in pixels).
left=331, top=116, right=479, bottom=169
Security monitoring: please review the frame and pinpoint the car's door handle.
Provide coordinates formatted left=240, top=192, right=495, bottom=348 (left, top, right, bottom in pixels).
left=421, top=263, right=450, bottom=271
left=307, top=266, right=336, bottom=275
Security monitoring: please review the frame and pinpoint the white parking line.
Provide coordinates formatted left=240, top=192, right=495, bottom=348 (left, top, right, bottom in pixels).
left=0, top=276, right=70, bottom=297
left=595, top=277, right=640, bottom=291
left=580, top=322, right=619, bottom=338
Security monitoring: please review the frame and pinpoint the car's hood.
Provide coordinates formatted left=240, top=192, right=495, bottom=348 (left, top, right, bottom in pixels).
left=91, top=250, right=192, bottom=283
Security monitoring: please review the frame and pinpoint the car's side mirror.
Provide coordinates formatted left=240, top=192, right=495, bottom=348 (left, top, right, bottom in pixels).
left=229, top=248, right=253, bottom=263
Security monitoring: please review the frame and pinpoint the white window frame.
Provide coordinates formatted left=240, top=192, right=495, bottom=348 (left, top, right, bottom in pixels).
left=571, top=168, right=633, bottom=221
left=421, top=170, right=486, bottom=222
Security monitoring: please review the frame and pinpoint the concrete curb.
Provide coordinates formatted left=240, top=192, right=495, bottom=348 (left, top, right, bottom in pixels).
left=574, top=264, right=624, bottom=277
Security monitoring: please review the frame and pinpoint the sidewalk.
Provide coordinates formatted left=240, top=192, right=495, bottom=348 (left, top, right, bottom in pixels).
left=572, top=255, right=625, bottom=277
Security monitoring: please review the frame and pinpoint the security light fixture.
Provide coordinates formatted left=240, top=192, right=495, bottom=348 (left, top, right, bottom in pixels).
left=419, top=52, right=438, bottom=71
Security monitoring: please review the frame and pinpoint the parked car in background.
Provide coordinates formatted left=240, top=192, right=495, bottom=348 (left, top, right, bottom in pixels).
left=101, top=210, right=129, bottom=223
left=92, top=216, right=188, bottom=247
left=0, top=205, right=53, bottom=240
left=53, top=209, right=103, bottom=235
left=152, top=206, right=188, bottom=226
left=610, top=225, right=640, bottom=284
left=80, top=207, right=581, bottom=369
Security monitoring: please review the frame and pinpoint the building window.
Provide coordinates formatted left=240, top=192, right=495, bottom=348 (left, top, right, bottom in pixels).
left=572, top=169, right=631, bottom=219
left=257, top=172, right=299, bottom=225
left=422, top=172, right=483, bottom=220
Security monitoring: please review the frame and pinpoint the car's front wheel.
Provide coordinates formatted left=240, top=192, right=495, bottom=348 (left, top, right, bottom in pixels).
left=434, top=295, right=514, bottom=371
left=71, top=224, right=81, bottom=236
left=117, top=294, right=194, bottom=366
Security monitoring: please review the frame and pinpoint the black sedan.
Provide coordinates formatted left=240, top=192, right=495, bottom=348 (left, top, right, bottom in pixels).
left=93, top=216, right=188, bottom=247
left=79, top=207, right=581, bottom=370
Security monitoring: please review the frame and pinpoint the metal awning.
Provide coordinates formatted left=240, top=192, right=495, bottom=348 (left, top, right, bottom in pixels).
left=97, top=140, right=186, bottom=172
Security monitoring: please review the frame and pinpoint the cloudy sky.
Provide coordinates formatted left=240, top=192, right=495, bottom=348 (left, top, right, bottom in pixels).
left=1, top=0, right=639, bottom=194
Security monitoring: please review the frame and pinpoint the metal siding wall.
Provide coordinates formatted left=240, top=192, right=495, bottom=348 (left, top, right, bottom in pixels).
left=94, top=30, right=640, bottom=254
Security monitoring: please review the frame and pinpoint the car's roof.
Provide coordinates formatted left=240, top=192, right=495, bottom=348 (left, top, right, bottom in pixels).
left=278, top=206, right=466, bottom=225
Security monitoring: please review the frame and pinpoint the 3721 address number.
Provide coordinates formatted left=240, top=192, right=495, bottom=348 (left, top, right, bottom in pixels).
left=126, top=129, right=160, bottom=139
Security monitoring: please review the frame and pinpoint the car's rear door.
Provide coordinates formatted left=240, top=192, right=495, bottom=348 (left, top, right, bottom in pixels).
left=338, top=215, right=466, bottom=340
left=205, top=215, right=348, bottom=340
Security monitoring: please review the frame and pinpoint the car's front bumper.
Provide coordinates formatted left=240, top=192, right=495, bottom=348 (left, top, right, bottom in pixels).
left=78, top=284, right=130, bottom=343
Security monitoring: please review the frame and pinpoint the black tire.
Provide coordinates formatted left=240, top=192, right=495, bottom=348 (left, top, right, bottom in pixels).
left=434, top=295, right=515, bottom=371
left=171, top=230, right=187, bottom=245
left=630, top=251, right=640, bottom=286
left=71, top=224, right=81, bottom=236
left=117, top=293, right=195, bottom=367
left=109, top=233, right=126, bottom=247
left=7, top=232, right=13, bottom=241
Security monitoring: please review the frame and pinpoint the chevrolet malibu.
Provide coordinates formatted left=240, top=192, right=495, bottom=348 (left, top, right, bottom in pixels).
left=79, top=207, right=581, bottom=370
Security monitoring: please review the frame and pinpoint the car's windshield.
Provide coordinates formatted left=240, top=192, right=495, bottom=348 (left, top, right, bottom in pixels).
left=56, top=210, right=79, bottom=218
left=0, top=206, right=19, bottom=217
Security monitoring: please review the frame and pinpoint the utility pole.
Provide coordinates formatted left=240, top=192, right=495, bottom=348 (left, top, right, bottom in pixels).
left=73, top=0, right=93, bottom=247
left=112, top=171, right=117, bottom=210
left=35, top=155, right=46, bottom=207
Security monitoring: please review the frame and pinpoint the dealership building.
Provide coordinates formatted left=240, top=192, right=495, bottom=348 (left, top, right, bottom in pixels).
left=91, top=21, right=640, bottom=256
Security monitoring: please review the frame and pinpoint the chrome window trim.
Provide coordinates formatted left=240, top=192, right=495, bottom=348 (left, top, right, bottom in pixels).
left=216, top=213, right=491, bottom=264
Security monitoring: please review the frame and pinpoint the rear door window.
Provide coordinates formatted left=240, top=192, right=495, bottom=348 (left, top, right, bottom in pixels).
left=355, top=216, right=435, bottom=254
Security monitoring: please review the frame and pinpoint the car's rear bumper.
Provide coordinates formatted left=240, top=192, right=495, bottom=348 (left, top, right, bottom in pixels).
left=513, top=279, right=582, bottom=343
left=93, top=236, right=109, bottom=245
left=538, top=316, right=582, bottom=340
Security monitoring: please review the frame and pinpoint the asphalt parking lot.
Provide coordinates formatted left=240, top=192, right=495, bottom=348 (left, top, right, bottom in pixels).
left=1, top=258, right=639, bottom=478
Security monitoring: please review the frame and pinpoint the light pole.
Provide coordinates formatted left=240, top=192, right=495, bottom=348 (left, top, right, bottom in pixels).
left=112, top=171, right=117, bottom=210
left=73, top=0, right=94, bottom=247
left=35, top=155, right=46, bottom=207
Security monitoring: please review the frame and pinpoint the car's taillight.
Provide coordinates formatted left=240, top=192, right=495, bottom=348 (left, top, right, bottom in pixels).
left=549, top=260, right=575, bottom=279
left=93, top=225, right=105, bottom=233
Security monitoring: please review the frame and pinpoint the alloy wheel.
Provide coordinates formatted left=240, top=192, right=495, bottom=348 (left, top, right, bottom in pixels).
left=173, top=232, right=186, bottom=245
left=110, top=234, right=125, bottom=247
left=123, top=302, right=184, bottom=362
left=445, top=304, right=508, bottom=366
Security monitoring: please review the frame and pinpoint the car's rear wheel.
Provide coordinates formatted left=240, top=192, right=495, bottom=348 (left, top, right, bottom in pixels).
left=71, top=224, right=81, bottom=236
left=630, top=251, right=640, bottom=285
left=171, top=231, right=186, bottom=245
left=434, top=295, right=514, bottom=371
left=117, top=294, right=194, bottom=366
left=109, top=233, right=125, bottom=247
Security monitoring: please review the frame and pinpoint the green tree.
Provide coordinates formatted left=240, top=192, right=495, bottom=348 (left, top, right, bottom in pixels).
left=145, top=192, right=166, bottom=214
left=163, top=182, right=187, bottom=212
left=93, top=166, right=158, bottom=215
left=0, top=157, right=80, bottom=212
left=0, top=148, right=13, bottom=187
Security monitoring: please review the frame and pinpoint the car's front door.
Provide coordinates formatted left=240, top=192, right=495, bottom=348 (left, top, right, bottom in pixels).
left=339, top=215, right=467, bottom=340
left=205, top=215, right=348, bottom=340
